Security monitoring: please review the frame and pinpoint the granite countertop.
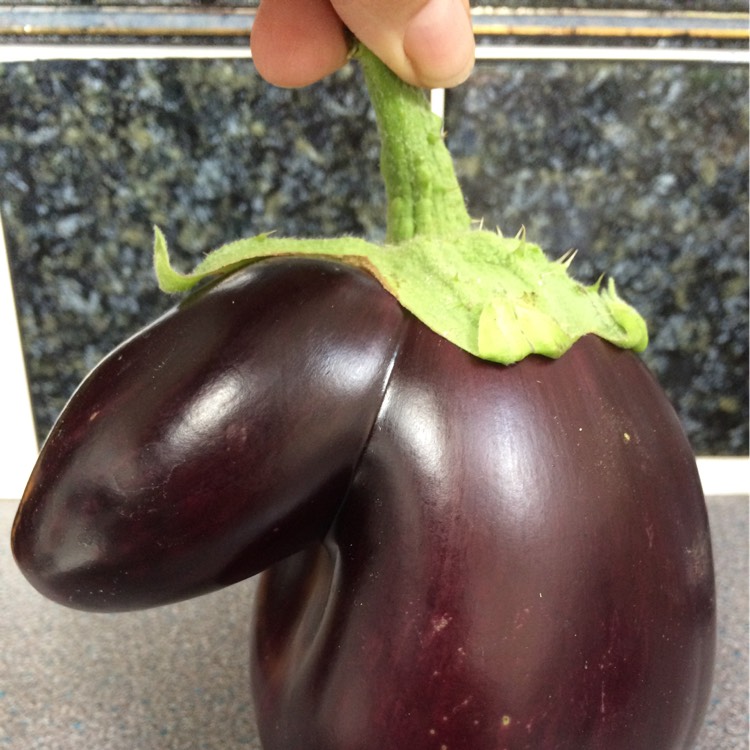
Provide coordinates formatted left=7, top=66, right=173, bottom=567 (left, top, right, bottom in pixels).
left=0, top=495, right=747, bottom=749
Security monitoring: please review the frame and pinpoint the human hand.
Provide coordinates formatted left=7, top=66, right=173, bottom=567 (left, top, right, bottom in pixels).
left=251, top=0, right=475, bottom=89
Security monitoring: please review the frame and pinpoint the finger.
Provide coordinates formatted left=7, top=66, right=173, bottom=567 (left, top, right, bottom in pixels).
left=333, top=0, right=475, bottom=88
left=251, top=0, right=350, bottom=88
left=404, top=0, right=475, bottom=88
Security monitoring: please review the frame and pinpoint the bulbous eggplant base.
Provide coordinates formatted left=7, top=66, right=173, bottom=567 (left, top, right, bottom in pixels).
left=251, top=326, right=715, bottom=750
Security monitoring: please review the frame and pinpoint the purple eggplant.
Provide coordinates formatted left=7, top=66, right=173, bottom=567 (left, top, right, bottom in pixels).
left=11, top=44, right=715, bottom=749
left=12, top=257, right=715, bottom=748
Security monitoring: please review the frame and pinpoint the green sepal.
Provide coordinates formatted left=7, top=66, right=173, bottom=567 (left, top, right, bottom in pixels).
left=153, top=226, right=378, bottom=293
left=154, top=226, right=648, bottom=365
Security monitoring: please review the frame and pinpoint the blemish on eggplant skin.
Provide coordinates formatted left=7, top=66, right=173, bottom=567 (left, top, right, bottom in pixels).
left=432, top=613, right=451, bottom=632
left=646, top=523, right=655, bottom=548
left=501, top=714, right=512, bottom=727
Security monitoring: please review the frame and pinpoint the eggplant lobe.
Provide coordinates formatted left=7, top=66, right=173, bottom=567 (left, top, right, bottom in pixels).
left=12, top=258, right=405, bottom=610
left=251, top=321, right=715, bottom=750
left=13, top=258, right=714, bottom=749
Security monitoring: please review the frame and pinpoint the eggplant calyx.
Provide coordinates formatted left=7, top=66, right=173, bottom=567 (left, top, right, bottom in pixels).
left=154, top=226, right=647, bottom=364
left=153, top=43, right=648, bottom=364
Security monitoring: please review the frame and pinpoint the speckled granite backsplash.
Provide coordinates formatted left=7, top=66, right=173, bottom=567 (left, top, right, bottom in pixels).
left=0, top=55, right=748, bottom=454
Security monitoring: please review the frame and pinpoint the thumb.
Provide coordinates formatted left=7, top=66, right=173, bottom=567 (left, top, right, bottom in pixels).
left=334, top=0, right=475, bottom=89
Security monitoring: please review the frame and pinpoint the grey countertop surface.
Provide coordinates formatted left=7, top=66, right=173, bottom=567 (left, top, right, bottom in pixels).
left=1, top=495, right=747, bottom=749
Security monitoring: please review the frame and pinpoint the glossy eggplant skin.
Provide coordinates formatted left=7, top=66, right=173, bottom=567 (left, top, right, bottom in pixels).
left=251, top=322, right=715, bottom=750
left=12, top=259, right=714, bottom=748
left=12, top=258, right=405, bottom=610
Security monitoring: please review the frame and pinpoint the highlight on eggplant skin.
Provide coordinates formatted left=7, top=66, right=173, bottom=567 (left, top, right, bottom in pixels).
left=11, top=257, right=715, bottom=750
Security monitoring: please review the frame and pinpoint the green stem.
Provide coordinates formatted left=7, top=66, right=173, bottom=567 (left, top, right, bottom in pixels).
left=354, top=44, right=472, bottom=244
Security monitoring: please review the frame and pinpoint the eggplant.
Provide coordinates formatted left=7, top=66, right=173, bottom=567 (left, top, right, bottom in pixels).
left=12, top=256, right=715, bottom=748
left=11, top=44, right=715, bottom=749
